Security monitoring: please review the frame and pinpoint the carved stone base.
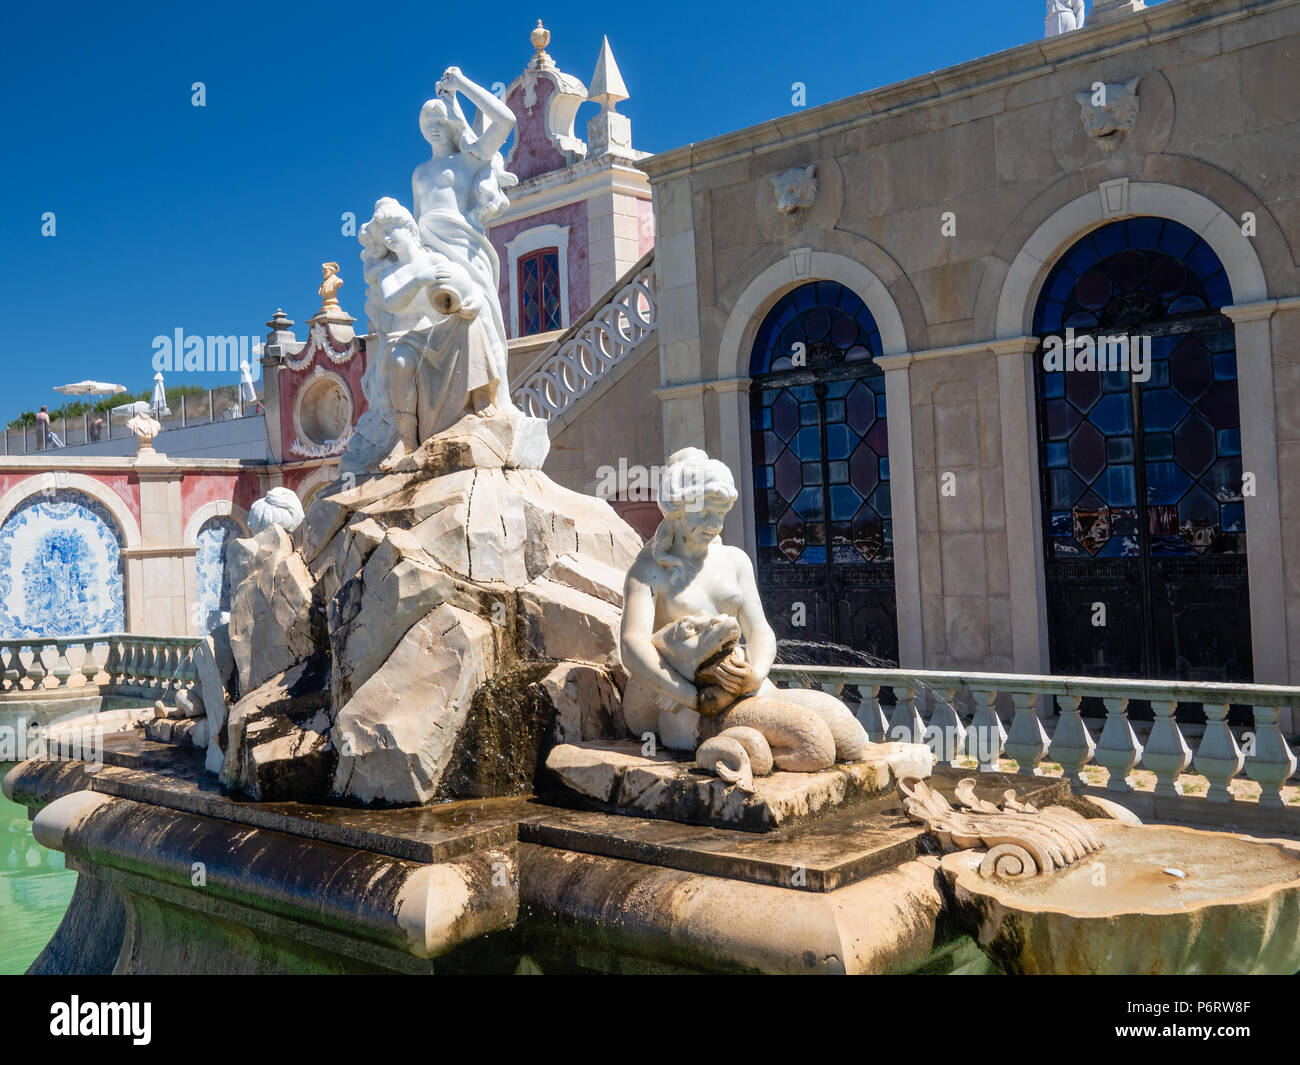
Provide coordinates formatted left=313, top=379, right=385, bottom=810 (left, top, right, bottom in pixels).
left=545, top=739, right=932, bottom=832
left=382, top=410, right=551, bottom=475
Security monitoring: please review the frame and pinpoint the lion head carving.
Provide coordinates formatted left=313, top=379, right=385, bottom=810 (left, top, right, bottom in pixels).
left=1075, top=77, right=1141, bottom=153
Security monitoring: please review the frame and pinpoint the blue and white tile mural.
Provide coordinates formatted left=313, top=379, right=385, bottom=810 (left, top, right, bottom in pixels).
left=0, top=491, right=126, bottom=638
left=195, top=516, right=242, bottom=635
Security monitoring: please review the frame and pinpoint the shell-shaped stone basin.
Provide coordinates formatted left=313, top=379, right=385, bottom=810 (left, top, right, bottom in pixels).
left=941, top=821, right=1300, bottom=975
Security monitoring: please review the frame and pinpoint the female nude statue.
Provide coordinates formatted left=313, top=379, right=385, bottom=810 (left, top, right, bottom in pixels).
left=620, top=448, right=877, bottom=786
left=342, top=66, right=520, bottom=475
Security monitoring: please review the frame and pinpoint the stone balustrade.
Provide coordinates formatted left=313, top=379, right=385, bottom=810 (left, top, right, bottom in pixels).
left=770, top=665, right=1300, bottom=810
left=512, top=252, right=656, bottom=422
left=0, top=634, right=200, bottom=698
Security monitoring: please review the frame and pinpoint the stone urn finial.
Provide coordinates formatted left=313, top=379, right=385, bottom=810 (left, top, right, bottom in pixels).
left=531, top=19, right=551, bottom=65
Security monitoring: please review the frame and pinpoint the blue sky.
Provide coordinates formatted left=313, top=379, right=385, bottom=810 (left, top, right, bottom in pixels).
left=1, top=0, right=1093, bottom=418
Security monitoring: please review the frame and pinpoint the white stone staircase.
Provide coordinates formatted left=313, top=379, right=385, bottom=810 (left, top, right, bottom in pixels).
left=511, top=250, right=656, bottom=422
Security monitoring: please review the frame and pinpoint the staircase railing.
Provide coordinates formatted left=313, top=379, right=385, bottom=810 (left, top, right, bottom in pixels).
left=511, top=249, right=656, bottom=422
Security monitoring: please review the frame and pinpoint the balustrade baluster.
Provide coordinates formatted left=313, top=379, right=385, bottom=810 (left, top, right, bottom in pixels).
left=887, top=686, right=925, bottom=745
left=1244, top=705, right=1297, bottom=809
left=1095, top=697, right=1143, bottom=793
left=1003, top=691, right=1049, bottom=775
left=1194, top=702, right=1243, bottom=804
left=81, top=640, right=101, bottom=685
left=857, top=684, right=889, bottom=743
left=51, top=640, right=74, bottom=687
left=967, top=689, right=1006, bottom=772
left=102, top=637, right=122, bottom=686
left=1141, top=699, right=1192, bottom=798
left=1048, top=694, right=1095, bottom=788
left=927, top=687, right=967, bottom=767
left=25, top=644, right=48, bottom=688
left=1, top=644, right=20, bottom=691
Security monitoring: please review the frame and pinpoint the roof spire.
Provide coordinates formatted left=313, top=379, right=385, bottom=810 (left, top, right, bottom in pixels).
left=588, top=35, right=628, bottom=111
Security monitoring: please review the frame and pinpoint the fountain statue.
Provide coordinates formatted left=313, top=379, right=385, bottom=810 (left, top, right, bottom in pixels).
left=619, top=447, right=928, bottom=790
left=343, top=66, right=524, bottom=476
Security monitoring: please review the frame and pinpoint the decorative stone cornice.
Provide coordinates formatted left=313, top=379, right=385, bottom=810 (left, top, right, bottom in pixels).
left=638, top=0, right=1293, bottom=184
left=1222, top=297, right=1300, bottom=324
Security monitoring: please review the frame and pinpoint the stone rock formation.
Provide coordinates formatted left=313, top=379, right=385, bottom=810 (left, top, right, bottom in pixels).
left=210, top=411, right=641, bottom=804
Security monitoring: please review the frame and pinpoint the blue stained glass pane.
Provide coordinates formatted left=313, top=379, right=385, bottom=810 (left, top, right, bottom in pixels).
left=793, top=285, right=815, bottom=311
left=1062, top=238, right=1099, bottom=277
left=1146, top=433, right=1174, bottom=460
left=827, top=460, right=849, bottom=483
left=1158, top=222, right=1198, bottom=260
left=1091, top=222, right=1127, bottom=258
left=824, top=399, right=846, bottom=423
left=1051, top=469, right=1084, bottom=508
left=792, top=426, right=820, bottom=460
left=1185, top=241, right=1223, bottom=285
left=1145, top=358, right=1169, bottom=388
left=1127, top=217, right=1164, bottom=250
left=875, top=394, right=888, bottom=417
left=800, top=402, right=819, bottom=425
left=825, top=424, right=853, bottom=460
left=1042, top=371, right=1065, bottom=398
left=1038, top=301, right=1066, bottom=334
left=1047, top=271, right=1075, bottom=303
left=827, top=380, right=855, bottom=399
left=1204, top=271, right=1232, bottom=308
left=1089, top=393, right=1133, bottom=435
left=1142, top=389, right=1188, bottom=432
left=801, top=546, right=826, bottom=564
left=1046, top=441, right=1069, bottom=467
left=1049, top=511, right=1072, bottom=536
left=1145, top=461, right=1192, bottom=505
left=757, top=526, right=775, bottom=547
left=1212, top=352, right=1237, bottom=380
left=879, top=457, right=889, bottom=481
left=1105, top=437, right=1134, bottom=463
left=791, top=385, right=816, bottom=403
left=870, top=486, right=892, bottom=518
left=1220, top=502, right=1245, bottom=532
left=1168, top=295, right=1207, bottom=315
left=1216, top=427, right=1241, bottom=456
left=801, top=461, right=822, bottom=485
left=1093, top=464, right=1136, bottom=507
left=794, top=486, right=824, bottom=520
left=1100, top=370, right=1130, bottom=392
left=830, top=485, right=861, bottom=520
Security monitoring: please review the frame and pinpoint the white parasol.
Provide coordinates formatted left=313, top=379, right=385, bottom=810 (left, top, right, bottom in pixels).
left=150, top=371, right=172, bottom=417
left=53, top=380, right=127, bottom=398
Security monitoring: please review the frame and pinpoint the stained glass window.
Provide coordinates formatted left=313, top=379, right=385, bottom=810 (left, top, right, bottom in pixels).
left=1035, top=218, right=1242, bottom=561
left=1033, top=216, right=1250, bottom=683
left=518, top=248, right=562, bottom=335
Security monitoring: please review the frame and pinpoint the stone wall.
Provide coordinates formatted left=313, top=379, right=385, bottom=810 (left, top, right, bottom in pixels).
left=638, top=0, right=1300, bottom=678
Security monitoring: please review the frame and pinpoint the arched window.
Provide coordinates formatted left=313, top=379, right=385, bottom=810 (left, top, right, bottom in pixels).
left=749, top=281, right=896, bottom=663
left=1033, top=216, right=1249, bottom=682
left=0, top=490, right=126, bottom=637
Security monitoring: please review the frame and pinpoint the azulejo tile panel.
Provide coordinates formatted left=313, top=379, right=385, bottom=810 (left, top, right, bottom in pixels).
left=0, top=491, right=126, bottom=638
left=195, top=516, right=241, bottom=635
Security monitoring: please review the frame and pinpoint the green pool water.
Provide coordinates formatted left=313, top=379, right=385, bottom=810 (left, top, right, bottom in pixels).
left=0, top=764, right=77, bottom=974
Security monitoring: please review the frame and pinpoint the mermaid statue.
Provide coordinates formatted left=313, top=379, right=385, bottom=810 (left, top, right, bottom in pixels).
left=343, top=66, right=522, bottom=476
left=620, top=448, right=920, bottom=791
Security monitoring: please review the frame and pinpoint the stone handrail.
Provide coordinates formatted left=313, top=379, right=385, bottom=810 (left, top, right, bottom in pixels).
left=511, top=250, right=656, bottom=422
left=770, top=664, right=1300, bottom=809
left=0, top=634, right=200, bottom=697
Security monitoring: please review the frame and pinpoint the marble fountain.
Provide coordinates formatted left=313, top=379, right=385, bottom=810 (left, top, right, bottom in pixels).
left=7, top=66, right=1300, bottom=976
